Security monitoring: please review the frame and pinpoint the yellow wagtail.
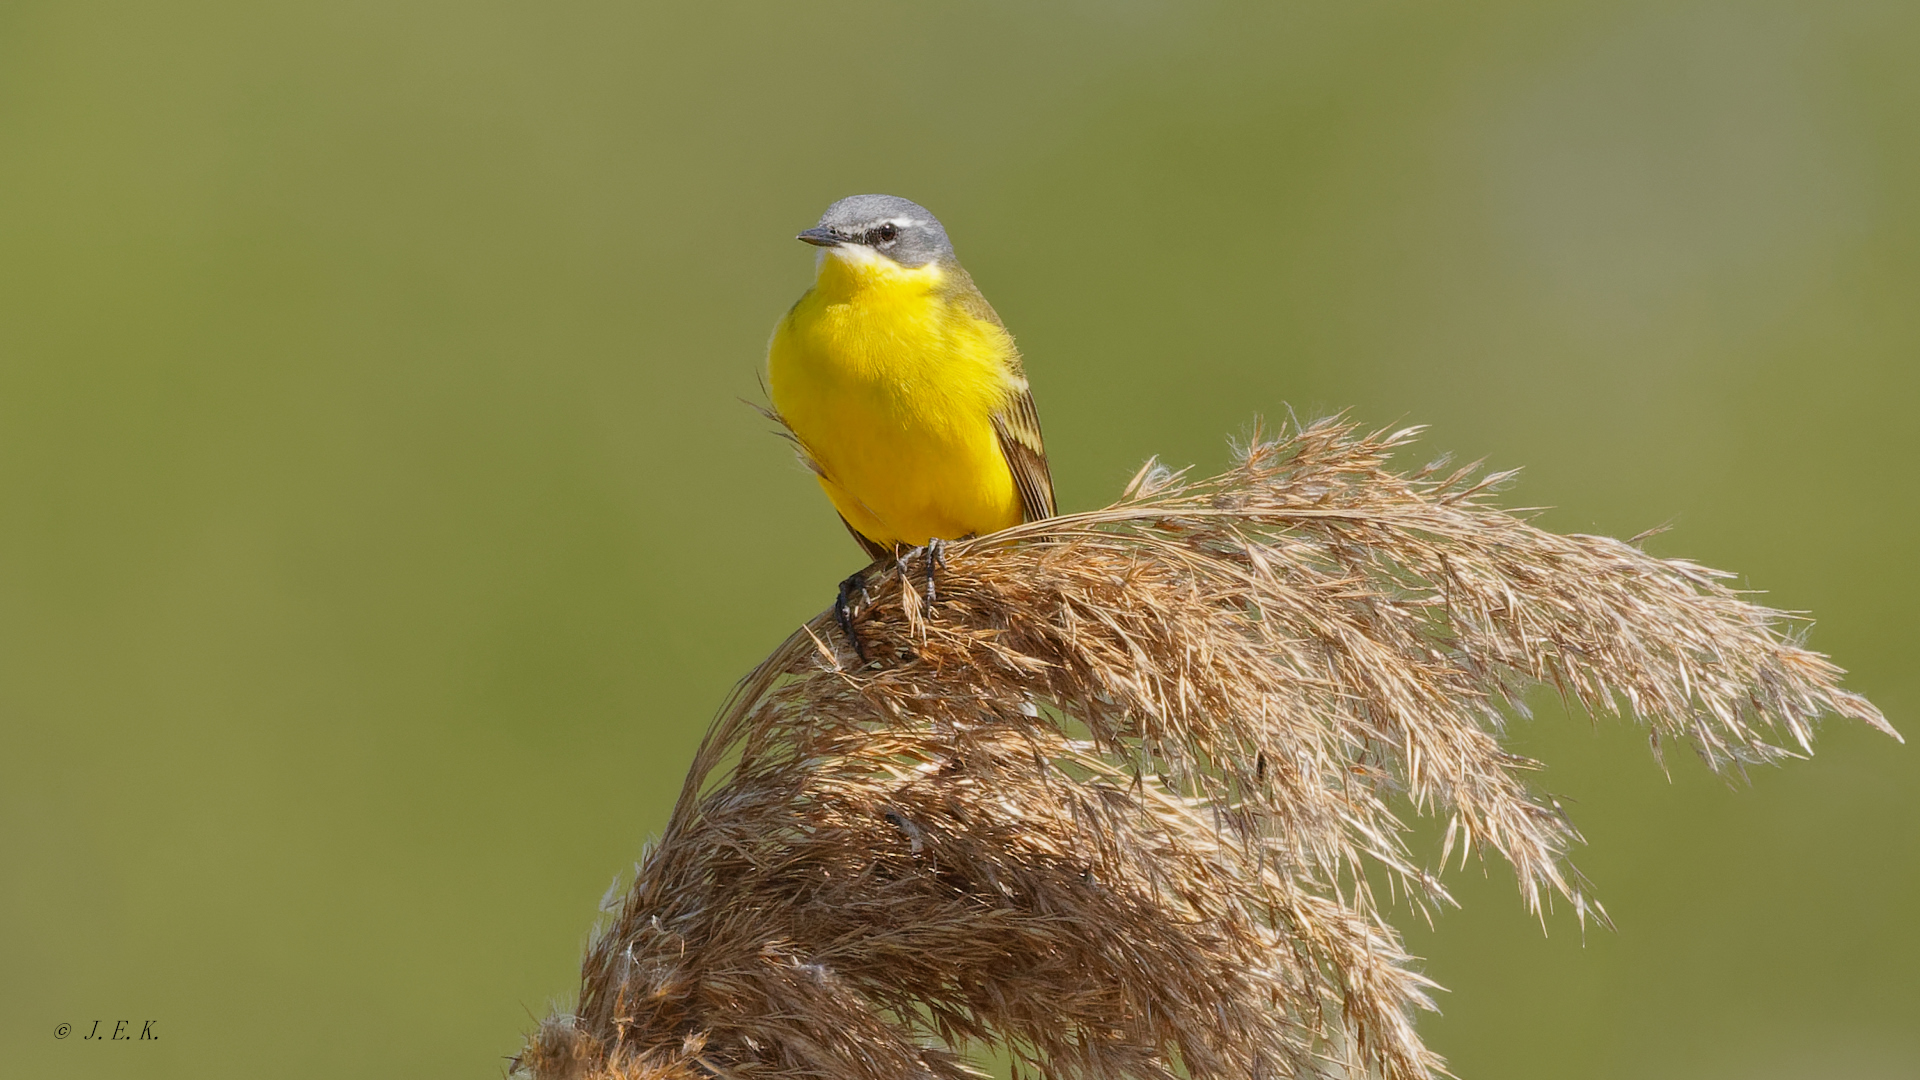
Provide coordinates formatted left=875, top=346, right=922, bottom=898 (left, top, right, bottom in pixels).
left=767, top=194, right=1054, bottom=650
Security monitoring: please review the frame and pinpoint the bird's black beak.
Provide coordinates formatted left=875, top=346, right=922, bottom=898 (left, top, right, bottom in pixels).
left=796, top=226, right=841, bottom=247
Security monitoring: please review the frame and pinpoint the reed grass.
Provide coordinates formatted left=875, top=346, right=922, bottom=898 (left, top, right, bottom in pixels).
left=515, top=416, right=1894, bottom=1080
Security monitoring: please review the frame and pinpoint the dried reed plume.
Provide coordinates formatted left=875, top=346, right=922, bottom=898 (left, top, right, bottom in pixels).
left=516, top=416, right=1894, bottom=1080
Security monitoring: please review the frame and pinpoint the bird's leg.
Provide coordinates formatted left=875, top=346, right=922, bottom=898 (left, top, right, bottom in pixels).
left=897, top=539, right=949, bottom=613
left=835, top=568, right=869, bottom=661
left=923, top=538, right=948, bottom=607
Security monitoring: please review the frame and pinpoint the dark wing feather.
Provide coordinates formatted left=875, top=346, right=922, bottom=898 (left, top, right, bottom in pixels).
left=991, top=386, right=1056, bottom=523
left=948, top=270, right=1056, bottom=523
left=839, top=513, right=894, bottom=562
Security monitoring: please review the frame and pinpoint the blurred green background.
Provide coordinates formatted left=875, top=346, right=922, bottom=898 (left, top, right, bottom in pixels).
left=3, top=1, right=1915, bottom=1077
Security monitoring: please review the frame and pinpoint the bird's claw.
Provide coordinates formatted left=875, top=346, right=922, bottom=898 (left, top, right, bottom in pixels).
left=923, top=538, right=947, bottom=606
left=837, top=542, right=948, bottom=663
left=897, top=539, right=949, bottom=611
left=835, top=569, right=869, bottom=661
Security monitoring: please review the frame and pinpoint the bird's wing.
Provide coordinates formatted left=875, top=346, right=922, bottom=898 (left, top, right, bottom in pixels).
left=991, top=383, right=1056, bottom=523
left=947, top=268, right=1057, bottom=524
left=839, top=513, right=895, bottom=562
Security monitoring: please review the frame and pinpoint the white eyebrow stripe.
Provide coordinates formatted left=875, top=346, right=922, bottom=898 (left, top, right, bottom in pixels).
left=841, top=218, right=920, bottom=243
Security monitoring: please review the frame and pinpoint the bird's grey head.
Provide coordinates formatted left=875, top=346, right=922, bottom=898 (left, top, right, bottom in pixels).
left=796, top=194, right=955, bottom=269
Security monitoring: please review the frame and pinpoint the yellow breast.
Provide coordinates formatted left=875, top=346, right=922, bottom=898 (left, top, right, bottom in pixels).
left=768, top=248, right=1023, bottom=549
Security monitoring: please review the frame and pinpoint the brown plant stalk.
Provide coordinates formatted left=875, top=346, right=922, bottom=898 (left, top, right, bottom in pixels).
left=516, top=416, right=1895, bottom=1080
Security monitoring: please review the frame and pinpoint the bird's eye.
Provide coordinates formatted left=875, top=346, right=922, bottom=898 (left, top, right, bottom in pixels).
left=875, top=223, right=898, bottom=243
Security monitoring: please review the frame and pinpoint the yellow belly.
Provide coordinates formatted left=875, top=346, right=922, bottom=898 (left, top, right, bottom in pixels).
left=768, top=260, right=1022, bottom=549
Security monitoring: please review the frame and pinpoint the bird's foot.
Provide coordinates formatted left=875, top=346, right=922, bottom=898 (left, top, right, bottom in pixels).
left=923, top=538, right=948, bottom=606
left=896, top=539, right=949, bottom=612
left=835, top=568, right=869, bottom=661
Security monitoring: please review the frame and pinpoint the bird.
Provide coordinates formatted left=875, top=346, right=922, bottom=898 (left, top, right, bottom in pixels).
left=767, top=194, right=1054, bottom=652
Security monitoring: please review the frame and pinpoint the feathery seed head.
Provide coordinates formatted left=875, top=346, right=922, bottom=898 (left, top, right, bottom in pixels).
left=519, top=416, right=1893, bottom=1080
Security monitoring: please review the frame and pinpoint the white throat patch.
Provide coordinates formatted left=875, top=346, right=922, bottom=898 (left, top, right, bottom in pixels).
left=822, top=243, right=889, bottom=270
